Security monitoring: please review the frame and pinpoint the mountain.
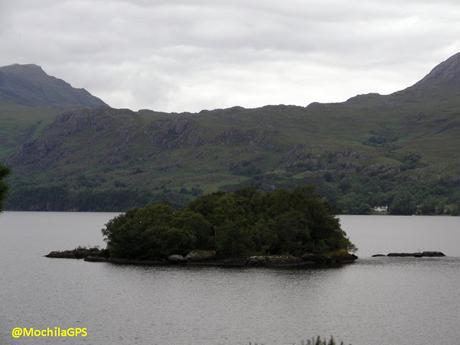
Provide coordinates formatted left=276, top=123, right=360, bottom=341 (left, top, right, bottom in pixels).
left=411, top=52, right=460, bottom=91
left=0, top=64, right=106, bottom=108
left=1, top=57, right=460, bottom=214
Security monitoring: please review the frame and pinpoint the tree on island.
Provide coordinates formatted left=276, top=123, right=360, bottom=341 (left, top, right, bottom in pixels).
left=102, top=187, right=355, bottom=260
left=0, top=164, right=9, bottom=211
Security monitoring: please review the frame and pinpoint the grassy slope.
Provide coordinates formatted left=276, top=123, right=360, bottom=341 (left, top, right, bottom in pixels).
left=0, top=102, right=59, bottom=158
left=1, top=79, right=460, bottom=212
left=5, top=101, right=458, bottom=172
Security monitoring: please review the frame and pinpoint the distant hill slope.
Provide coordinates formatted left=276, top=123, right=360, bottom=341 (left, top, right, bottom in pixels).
left=1, top=57, right=459, bottom=214
left=0, top=64, right=106, bottom=108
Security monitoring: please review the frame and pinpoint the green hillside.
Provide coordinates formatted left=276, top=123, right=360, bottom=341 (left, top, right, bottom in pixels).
left=1, top=55, right=460, bottom=214
left=0, top=102, right=59, bottom=158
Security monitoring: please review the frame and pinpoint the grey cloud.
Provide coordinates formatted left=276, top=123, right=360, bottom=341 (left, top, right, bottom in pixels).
left=1, top=0, right=460, bottom=111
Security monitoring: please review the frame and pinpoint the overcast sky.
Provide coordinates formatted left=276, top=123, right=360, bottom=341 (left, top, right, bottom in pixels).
left=1, top=0, right=460, bottom=112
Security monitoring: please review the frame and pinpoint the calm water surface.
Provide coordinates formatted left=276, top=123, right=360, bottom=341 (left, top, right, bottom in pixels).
left=1, top=212, right=460, bottom=345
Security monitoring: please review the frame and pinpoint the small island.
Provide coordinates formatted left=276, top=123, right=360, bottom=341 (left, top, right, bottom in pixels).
left=47, top=187, right=358, bottom=268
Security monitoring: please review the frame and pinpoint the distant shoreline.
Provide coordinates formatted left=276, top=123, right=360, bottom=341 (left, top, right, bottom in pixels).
left=3, top=210, right=459, bottom=217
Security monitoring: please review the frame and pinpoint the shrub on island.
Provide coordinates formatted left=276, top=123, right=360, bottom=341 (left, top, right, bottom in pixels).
left=102, top=187, right=355, bottom=261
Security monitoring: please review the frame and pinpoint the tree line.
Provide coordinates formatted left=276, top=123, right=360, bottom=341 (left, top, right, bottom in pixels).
left=0, top=164, right=9, bottom=212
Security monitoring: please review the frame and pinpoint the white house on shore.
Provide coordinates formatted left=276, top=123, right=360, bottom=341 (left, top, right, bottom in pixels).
left=372, top=206, right=389, bottom=214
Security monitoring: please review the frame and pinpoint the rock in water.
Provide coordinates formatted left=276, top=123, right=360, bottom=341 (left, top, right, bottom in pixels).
left=185, top=250, right=216, bottom=261
left=45, top=247, right=107, bottom=259
left=421, top=251, right=446, bottom=257
left=168, top=254, right=186, bottom=263
left=387, top=251, right=446, bottom=257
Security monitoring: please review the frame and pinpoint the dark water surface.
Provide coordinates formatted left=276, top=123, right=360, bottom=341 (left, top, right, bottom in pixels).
left=1, top=212, right=459, bottom=345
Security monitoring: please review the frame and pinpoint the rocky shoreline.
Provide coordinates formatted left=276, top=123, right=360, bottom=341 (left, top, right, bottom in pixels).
left=45, top=248, right=358, bottom=268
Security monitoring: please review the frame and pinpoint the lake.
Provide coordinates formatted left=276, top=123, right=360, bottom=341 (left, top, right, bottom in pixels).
left=1, top=212, right=459, bottom=345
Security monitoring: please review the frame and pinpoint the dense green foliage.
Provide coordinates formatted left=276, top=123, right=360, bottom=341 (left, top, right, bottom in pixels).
left=2, top=55, right=460, bottom=214
left=230, top=168, right=460, bottom=216
left=102, top=187, right=354, bottom=259
left=0, top=164, right=9, bottom=211
left=5, top=186, right=156, bottom=212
